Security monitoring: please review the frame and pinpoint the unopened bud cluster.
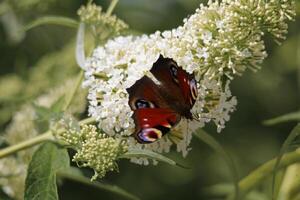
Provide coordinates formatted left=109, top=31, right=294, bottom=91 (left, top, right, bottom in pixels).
left=78, top=2, right=128, bottom=40
left=54, top=121, right=128, bottom=180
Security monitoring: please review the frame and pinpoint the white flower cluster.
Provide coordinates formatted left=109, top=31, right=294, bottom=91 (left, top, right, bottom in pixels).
left=83, top=0, right=295, bottom=159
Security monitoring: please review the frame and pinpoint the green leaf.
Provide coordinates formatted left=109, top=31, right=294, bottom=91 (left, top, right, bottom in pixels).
left=50, top=95, right=66, bottom=113
left=120, top=148, right=177, bottom=166
left=271, top=123, right=300, bottom=199
left=24, top=142, right=70, bottom=200
left=194, top=129, right=240, bottom=200
left=226, top=150, right=300, bottom=200
left=32, top=95, right=65, bottom=121
left=32, top=104, right=52, bottom=121
left=33, top=95, right=66, bottom=132
left=32, top=104, right=53, bottom=133
left=24, top=16, right=78, bottom=32
left=57, top=167, right=140, bottom=200
left=263, top=111, right=300, bottom=126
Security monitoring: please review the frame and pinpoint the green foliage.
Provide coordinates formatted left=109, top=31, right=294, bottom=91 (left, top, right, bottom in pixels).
left=24, top=142, right=69, bottom=200
left=272, top=124, right=300, bottom=199
left=0, top=6, right=25, bottom=44
left=202, top=183, right=269, bottom=200
left=33, top=95, right=65, bottom=133
left=6, top=0, right=56, bottom=13
left=23, top=16, right=78, bottom=32
left=0, top=0, right=299, bottom=199
left=58, top=167, right=140, bottom=200
left=33, top=95, right=65, bottom=120
left=194, top=129, right=240, bottom=200
left=226, top=149, right=300, bottom=200
left=0, top=75, right=26, bottom=125
left=0, top=44, right=80, bottom=127
left=264, top=111, right=300, bottom=126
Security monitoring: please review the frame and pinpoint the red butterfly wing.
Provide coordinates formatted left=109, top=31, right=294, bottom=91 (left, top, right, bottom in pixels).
left=127, top=76, right=179, bottom=143
left=132, top=108, right=180, bottom=143
left=126, top=55, right=198, bottom=143
left=126, top=76, right=169, bottom=111
left=150, top=55, right=198, bottom=115
left=177, top=68, right=198, bottom=108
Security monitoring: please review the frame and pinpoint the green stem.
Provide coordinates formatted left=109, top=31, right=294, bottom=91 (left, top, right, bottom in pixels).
left=79, top=117, right=96, bottom=126
left=0, top=117, right=96, bottom=159
left=277, top=164, right=300, bottom=200
left=289, top=176, right=300, bottom=200
left=0, top=131, right=53, bottom=159
left=62, top=70, right=84, bottom=111
left=226, top=149, right=300, bottom=200
left=106, top=0, right=119, bottom=16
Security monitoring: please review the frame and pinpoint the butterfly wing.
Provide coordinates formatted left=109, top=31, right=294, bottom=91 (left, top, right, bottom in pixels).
left=150, top=55, right=198, bottom=113
left=127, top=76, right=180, bottom=143
left=126, top=76, right=169, bottom=110
left=177, top=67, right=198, bottom=108
left=126, top=55, right=198, bottom=143
left=132, top=108, right=180, bottom=143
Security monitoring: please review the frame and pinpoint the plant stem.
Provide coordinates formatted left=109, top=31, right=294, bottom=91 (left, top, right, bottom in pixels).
left=79, top=117, right=96, bottom=126
left=0, top=131, right=53, bottom=159
left=62, top=70, right=84, bottom=111
left=0, top=117, right=96, bottom=159
left=226, top=149, right=300, bottom=200
left=106, top=0, right=119, bottom=16
left=277, top=163, right=300, bottom=200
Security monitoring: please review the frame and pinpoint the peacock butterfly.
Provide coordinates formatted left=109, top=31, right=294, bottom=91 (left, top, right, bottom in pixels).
left=126, top=55, right=198, bottom=143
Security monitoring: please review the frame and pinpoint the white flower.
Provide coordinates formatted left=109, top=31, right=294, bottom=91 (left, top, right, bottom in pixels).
left=216, top=20, right=224, bottom=29
left=196, top=47, right=210, bottom=60
left=83, top=0, right=295, bottom=160
left=201, top=31, right=213, bottom=44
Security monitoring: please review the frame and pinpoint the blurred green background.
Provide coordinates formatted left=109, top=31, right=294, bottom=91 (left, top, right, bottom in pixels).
left=0, top=0, right=299, bottom=199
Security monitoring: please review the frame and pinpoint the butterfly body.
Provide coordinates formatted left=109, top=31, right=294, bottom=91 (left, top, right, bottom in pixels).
left=126, top=55, right=198, bottom=143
